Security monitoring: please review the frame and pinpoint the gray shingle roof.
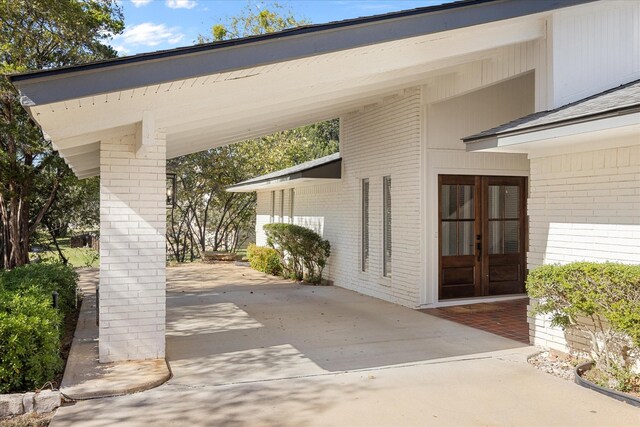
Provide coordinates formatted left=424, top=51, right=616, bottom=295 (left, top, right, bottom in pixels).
left=464, top=78, right=640, bottom=142
left=228, top=152, right=341, bottom=189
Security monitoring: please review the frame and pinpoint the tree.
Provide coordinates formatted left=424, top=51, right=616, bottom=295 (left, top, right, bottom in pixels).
left=166, top=2, right=339, bottom=260
left=198, top=1, right=306, bottom=43
left=0, top=0, right=123, bottom=269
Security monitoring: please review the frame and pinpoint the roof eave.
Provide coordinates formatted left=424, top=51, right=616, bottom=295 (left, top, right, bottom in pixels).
left=465, top=110, right=640, bottom=153
left=9, top=0, right=595, bottom=106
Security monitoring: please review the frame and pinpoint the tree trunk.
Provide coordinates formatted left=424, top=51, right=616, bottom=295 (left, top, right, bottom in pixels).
left=46, top=221, right=68, bottom=265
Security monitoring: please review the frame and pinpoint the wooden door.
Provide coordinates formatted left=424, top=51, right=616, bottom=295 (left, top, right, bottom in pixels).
left=481, top=176, right=527, bottom=296
left=438, top=175, right=481, bottom=299
left=438, top=175, right=527, bottom=300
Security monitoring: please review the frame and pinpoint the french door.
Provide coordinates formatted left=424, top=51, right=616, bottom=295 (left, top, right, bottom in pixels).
left=438, top=175, right=527, bottom=300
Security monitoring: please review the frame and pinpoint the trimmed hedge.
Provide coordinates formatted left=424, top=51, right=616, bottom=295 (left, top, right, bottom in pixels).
left=263, top=223, right=331, bottom=284
left=527, top=262, right=640, bottom=376
left=0, top=262, right=78, bottom=393
left=247, top=244, right=282, bottom=276
left=0, top=290, right=62, bottom=393
left=0, top=262, right=78, bottom=317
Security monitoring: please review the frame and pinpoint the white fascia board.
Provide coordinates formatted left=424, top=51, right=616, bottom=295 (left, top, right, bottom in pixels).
left=466, top=112, right=640, bottom=153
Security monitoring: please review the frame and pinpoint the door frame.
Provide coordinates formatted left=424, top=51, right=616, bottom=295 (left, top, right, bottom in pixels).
left=437, top=174, right=528, bottom=301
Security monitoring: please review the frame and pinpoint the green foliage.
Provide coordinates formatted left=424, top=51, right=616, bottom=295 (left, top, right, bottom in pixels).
left=527, top=262, right=640, bottom=376
left=247, top=244, right=282, bottom=276
left=169, top=2, right=338, bottom=263
left=0, top=0, right=123, bottom=268
left=0, top=290, right=62, bottom=393
left=263, top=223, right=330, bottom=284
left=0, top=262, right=79, bottom=317
left=0, top=262, right=78, bottom=393
left=200, top=1, right=307, bottom=42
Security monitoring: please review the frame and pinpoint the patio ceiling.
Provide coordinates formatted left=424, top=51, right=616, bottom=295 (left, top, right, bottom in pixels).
left=9, top=0, right=592, bottom=179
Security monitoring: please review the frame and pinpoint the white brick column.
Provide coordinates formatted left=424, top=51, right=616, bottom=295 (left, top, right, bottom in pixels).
left=98, top=128, right=166, bottom=362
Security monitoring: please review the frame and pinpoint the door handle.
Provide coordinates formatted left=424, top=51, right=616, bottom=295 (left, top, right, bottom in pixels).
left=476, top=241, right=482, bottom=262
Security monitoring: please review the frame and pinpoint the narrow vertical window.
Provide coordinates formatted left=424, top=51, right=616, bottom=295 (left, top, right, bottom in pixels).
left=289, top=188, right=295, bottom=224
left=270, top=191, right=275, bottom=223
left=361, top=178, right=370, bottom=272
left=279, top=189, right=285, bottom=222
left=383, top=176, right=392, bottom=277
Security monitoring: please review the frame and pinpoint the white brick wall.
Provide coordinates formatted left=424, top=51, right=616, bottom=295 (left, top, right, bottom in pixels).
left=99, top=132, right=166, bottom=362
left=256, top=89, right=423, bottom=307
left=528, top=145, right=640, bottom=268
left=527, top=143, right=640, bottom=351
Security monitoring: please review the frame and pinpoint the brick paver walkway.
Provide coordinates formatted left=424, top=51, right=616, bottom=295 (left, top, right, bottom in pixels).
left=422, top=298, right=529, bottom=344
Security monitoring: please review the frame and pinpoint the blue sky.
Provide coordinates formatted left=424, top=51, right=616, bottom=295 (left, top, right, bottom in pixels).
left=112, top=0, right=454, bottom=55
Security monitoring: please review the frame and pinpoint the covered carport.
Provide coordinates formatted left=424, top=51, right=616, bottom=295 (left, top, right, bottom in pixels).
left=9, top=0, right=585, bottom=362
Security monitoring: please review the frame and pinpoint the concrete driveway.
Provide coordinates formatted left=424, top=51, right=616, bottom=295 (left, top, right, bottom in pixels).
left=52, top=264, right=639, bottom=426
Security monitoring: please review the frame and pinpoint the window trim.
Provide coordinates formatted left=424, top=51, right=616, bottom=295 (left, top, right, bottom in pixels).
left=361, top=178, right=370, bottom=272
left=383, top=175, right=392, bottom=278
left=279, top=189, right=285, bottom=222
left=289, top=188, right=295, bottom=224
left=270, top=190, right=275, bottom=223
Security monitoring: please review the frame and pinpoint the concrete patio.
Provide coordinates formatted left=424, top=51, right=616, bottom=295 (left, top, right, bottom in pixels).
left=52, top=264, right=639, bottom=426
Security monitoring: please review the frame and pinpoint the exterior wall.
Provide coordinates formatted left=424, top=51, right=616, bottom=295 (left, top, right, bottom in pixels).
left=257, top=89, right=423, bottom=307
left=99, top=132, right=166, bottom=362
left=549, top=1, right=640, bottom=108
left=423, top=74, right=533, bottom=304
left=527, top=143, right=640, bottom=352
left=337, top=89, right=422, bottom=306
left=255, top=75, right=536, bottom=308
left=528, top=146, right=640, bottom=267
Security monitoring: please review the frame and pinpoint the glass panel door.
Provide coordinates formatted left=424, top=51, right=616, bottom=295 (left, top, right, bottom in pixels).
left=439, top=175, right=527, bottom=300
left=482, top=177, right=527, bottom=296
left=439, top=176, right=480, bottom=299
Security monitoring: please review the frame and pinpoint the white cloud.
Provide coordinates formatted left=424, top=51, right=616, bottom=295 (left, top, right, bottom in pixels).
left=165, top=0, right=197, bottom=9
left=111, top=23, right=185, bottom=55
left=131, top=0, right=152, bottom=7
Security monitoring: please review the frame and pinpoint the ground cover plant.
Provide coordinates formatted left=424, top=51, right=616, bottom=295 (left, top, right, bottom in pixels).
left=263, top=223, right=330, bottom=284
left=0, top=263, right=78, bottom=393
left=527, top=262, right=640, bottom=395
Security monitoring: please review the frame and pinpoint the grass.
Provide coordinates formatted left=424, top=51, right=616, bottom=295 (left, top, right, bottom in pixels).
left=33, top=237, right=100, bottom=268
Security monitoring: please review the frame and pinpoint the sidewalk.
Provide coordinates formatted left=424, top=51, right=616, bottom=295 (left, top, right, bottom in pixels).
left=60, top=269, right=170, bottom=400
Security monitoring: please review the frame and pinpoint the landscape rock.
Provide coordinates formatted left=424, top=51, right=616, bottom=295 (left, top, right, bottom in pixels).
left=34, top=390, right=61, bottom=414
left=0, top=393, right=24, bottom=417
left=23, top=392, right=35, bottom=413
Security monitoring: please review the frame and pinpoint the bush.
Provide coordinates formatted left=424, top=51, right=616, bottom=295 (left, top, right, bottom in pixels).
left=0, top=289, right=62, bottom=393
left=527, top=262, right=640, bottom=379
left=0, top=262, right=79, bottom=316
left=247, top=244, right=282, bottom=276
left=263, top=223, right=331, bottom=284
left=0, top=262, right=78, bottom=393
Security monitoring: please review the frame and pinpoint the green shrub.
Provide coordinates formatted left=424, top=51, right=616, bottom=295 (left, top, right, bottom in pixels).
left=527, top=262, right=640, bottom=377
left=0, top=263, right=79, bottom=393
left=263, top=223, right=331, bottom=284
left=0, top=262, right=79, bottom=316
left=0, top=289, right=63, bottom=393
left=247, top=244, right=282, bottom=276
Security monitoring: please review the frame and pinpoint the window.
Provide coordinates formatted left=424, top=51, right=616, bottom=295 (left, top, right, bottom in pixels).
left=383, top=176, right=392, bottom=278
left=361, top=179, right=369, bottom=272
left=270, top=191, right=275, bottom=223
left=289, top=188, right=295, bottom=224
left=279, top=189, right=285, bottom=222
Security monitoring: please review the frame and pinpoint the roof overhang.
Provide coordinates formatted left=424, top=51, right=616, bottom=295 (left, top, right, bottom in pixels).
left=8, top=0, right=595, bottom=178
left=227, top=156, right=341, bottom=192
left=465, top=111, right=640, bottom=156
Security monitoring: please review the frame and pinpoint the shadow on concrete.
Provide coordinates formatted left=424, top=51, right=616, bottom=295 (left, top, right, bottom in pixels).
left=165, top=263, right=526, bottom=386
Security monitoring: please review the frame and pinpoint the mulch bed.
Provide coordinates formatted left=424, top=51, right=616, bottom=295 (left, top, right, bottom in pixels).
left=55, top=301, right=81, bottom=389
left=529, top=351, right=640, bottom=399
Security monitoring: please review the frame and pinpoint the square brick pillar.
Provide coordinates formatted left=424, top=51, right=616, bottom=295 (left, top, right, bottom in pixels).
left=98, top=128, right=166, bottom=362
